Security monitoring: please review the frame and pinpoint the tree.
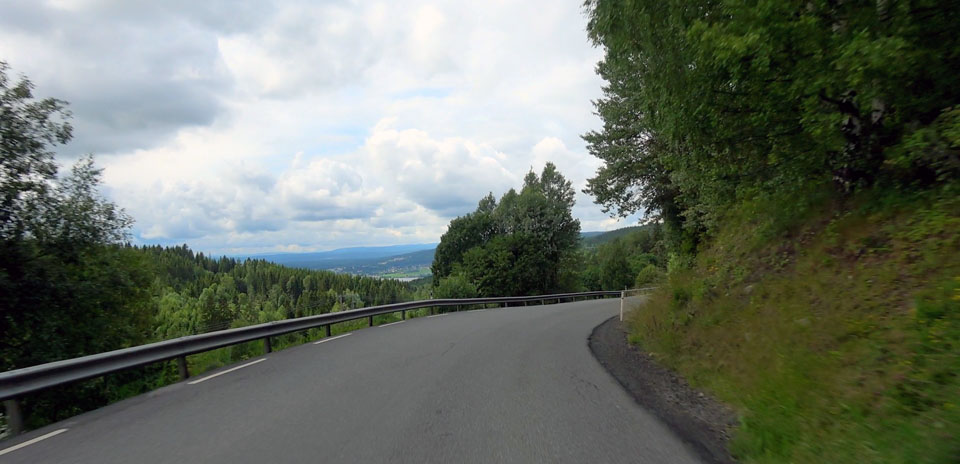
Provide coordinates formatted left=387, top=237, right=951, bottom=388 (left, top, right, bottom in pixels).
left=434, top=274, right=478, bottom=299
left=582, top=0, right=960, bottom=242
left=431, top=198, right=498, bottom=280
left=598, top=240, right=632, bottom=291
left=578, top=224, right=667, bottom=291
left=432, top=163, right=581, bottom=296
left=0, top=63, right=152, bottom=428
left=460, top=234, right=553, bottom=297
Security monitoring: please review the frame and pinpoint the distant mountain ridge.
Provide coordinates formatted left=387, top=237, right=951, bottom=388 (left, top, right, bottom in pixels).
left=247, top=243, right=435, bottom=262
left=580, top=226, right=644, bottom=248
left=241, top=229, right=640, bottom=278
left=239, top=243, right=436, bottom=277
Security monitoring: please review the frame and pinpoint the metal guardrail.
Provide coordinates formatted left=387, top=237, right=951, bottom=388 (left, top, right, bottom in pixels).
left=0, top=290, right=627, bottom=419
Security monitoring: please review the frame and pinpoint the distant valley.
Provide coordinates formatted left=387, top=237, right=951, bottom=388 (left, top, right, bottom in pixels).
left=242, top=243, right=437, bottom=279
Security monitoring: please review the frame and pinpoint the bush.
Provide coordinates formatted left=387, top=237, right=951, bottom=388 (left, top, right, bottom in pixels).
left=634, top=264, right=664, bottom=287
left=434, top=274, right=478, bottom=299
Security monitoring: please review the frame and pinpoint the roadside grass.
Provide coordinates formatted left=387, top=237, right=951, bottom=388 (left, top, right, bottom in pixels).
left=628, top=185, right=960, bottom=463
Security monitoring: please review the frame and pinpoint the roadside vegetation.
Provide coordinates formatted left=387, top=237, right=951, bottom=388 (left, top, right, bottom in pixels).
left=631, top=188, right=959, bottom=463
left=581, top=0, right=959, bottom=462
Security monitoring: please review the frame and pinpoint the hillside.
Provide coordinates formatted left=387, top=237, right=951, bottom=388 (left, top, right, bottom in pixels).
left=628, top=188, right=960, bottom=463
left=581, top=226, right=645, bottom=249
left=331, top=248, right=434, bottom=278
left=248, top=244, right=436, bottom=278
left=579, top=2, right=960, bottom=460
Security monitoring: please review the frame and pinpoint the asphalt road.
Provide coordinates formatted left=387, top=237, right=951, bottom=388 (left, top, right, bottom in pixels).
left=1, top=298, right=702, bottom=463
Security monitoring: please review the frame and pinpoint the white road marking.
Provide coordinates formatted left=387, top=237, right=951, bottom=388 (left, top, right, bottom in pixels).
left=187, top=358, right=266, bottom=385
left=379, top=321, right=405, bottom=328
left=0, top=429, right=68, bottom=457
left=426, top=314, right=447, bottom=318
left=313, top=333, right=351, bottom=345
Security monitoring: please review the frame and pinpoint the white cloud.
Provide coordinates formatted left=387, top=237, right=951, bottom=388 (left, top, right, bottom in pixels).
left=2, top=0, right=644, bottom=254
left=363, top=119, right=516, bottom=215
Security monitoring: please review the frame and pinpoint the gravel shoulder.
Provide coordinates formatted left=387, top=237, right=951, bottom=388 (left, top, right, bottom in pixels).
left=589, top=316, right=738, bottom=464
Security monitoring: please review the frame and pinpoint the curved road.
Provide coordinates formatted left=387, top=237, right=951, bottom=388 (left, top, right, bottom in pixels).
left=1, top=298, right=702, bottom=463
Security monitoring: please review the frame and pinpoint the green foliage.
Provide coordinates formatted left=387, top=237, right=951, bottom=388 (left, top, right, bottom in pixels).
left=0, top=63, right=156, bottom=429
left=432, top=163, right=581, bottom=296
left=597, top=240, right=632, bottom=291
left=141, top=245, right=413, bottom=339
left=886, top=107, right=960, bottom=183
left=431, top=196, right=498, bottom=279
left=434, top=274, right=478, bottom=299
left=579, top=223, right=667, bottom=291
left=461, top=234, right=555, bottom=296
left=634, top=264, right=664, bottom=287
left=583, top=0, right=960, bottom=246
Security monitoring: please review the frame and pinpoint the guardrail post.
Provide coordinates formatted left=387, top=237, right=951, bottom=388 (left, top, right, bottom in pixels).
left=368, top=316, right=374, bottom=327
left=3, top=399, right=23, bottom=436
left=325, top=325, right=331, bottom=337
left=264, top=337, right=272, bottom=354
left=401, top=310, right=406, bottom=320
left=177, top=355, right=190, bottom=380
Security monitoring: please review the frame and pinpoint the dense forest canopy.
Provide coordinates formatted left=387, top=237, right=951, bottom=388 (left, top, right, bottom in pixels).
left=145, top=245, right=413, bottom=339
left=582, top=0, right=960, bottom=250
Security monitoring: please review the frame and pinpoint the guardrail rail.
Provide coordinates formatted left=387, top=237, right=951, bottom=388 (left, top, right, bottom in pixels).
left=0, top=288, right=656, bottom=435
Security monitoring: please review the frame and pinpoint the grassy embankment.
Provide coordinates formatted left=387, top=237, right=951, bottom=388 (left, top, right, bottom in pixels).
left=628, top=185, right=959, bottom=463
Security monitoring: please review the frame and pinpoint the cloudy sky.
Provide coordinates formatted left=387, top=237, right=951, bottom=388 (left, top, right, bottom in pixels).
left=0, top=0, right=640, bottom=255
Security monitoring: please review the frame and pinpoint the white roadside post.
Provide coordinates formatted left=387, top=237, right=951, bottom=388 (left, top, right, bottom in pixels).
left=620, top=289, right=625, bottom=322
